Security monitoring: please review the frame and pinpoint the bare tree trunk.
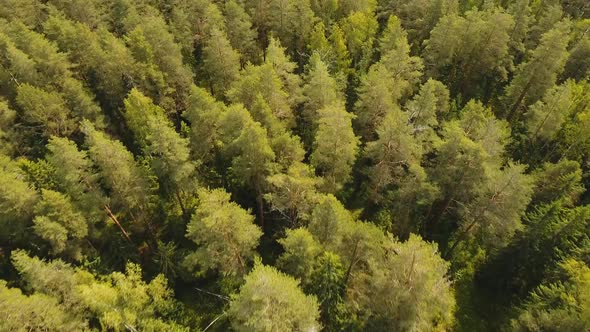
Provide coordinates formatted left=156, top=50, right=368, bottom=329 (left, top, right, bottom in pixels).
left=104, top=205, right=132, bottom=243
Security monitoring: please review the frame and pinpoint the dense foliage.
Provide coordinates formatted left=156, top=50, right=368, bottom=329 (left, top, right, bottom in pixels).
left=0, top=0, right=589, bottom=331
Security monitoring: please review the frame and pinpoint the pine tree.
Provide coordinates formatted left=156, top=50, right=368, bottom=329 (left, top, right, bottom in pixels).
left=503, top=20, right=571, bottom=120
left=265, top=162, right=321, bottom=224
left=45, top=136, right=105, bottom=224
left=223, top=0, right=259, bottom=65
left=33, top=189, right=88, bottom=260
left=123, top=89, right=196, bottom=200
left=525, top=82, right=574, bottom=142
left=184, top=188, right=262, bottom=276
left=378, top=15, right=423, bottom=98
left=404, top=79, right=450, bottom=151
left=0, top=280, right=86, bottom=331
left=424, top=9, right=514, bottom=97
left=365, top=109, right=424, bottom=201
left=0, top=99, right=16, bottom=155
left=219, top=105, right=277, bottom=223
left=81, top=120, right=154, bottom=229
left=202, top=26, right=241, bottom=97
left=366, top=234, right=455, bottom=331
left=228, top=263, right=320, bottom=332
left=307, top=252, right=348, bottom=332
left=447, top=163, right=534, bottom=256
left=0, top=155, right=38, bottom=243
left=277, top=227, right=322, bottom=281
left=511, top=259, right=590, bottom=331
left=459, top=100, right=509, bottom=159
left=311, top=103, right=359, bottom=193
left=183, top=85, right=227, bottom=163
left=531, top=160, right=585, bottom=206
left=302, top=52, right=342, bottom=142
left=354, top=63, right=399, bottom=140
left=379, top=0, right=459, bottom=49
left=340, top=10, right=378, bottom=71
left=15, top=84, right=76, bottom=138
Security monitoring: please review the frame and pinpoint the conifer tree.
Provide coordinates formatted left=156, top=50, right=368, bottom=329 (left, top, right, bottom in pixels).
left=424, top=9, right=514, bottom=97
left=201, top=26, right=241, bottom=97
left=184, top=188, right=262, bottom=276
left=525, top=82, right=574, bottom=142
left=33, top=189, right=88, bottom=260
left=228, top=263, right=320, bottom=332
left=311, top=103, right=359, bottom=193
left=223, top=0, right=259, bottom=65
left=81, top=120, right=155, bottom=229
left=123, top=89, right=195, bottom=202
left=503, top=20, right=571, bottom=120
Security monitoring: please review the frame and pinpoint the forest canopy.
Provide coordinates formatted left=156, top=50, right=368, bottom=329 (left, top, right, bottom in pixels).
left=0, top=0, right=589, bottom=331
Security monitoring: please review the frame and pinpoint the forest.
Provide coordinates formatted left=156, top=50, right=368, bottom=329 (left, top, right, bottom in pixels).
left=0, top=0, right=589, bottom=331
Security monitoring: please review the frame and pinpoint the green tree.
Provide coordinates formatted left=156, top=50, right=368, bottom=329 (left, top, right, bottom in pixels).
left=308, top=21, right=332, bottom=63
left=228, top=61, right=294, bottom=129
left=404, top=78, right=450, bottom=151
left=264, top=37, right=303, bottom=109
left=328, top=24, right=352, bottom=84
left=364, top=109, right=424, bottom=201
left=563, top=29, right=590, bottom=81
left=303, top=53, right=342, bottom=121
left=223, top=0, right=259, bottom=65
left=503, top=20, right=571, bottom=120
left=184, top=188, right=262, bottom=277
left=0, top=155, right=38, bottom=244
left=43, top=15, right=136, bottom=110
left=426, top=121, right=489, bottom=228
left=340, top=10, right=378, bottom=71
left=0, top=20, right=104, bottom=127
left=507, top=0, right=532, bottom=58
left=0, top=99, right=16, bottom=154
left=447, top=163, right=534, bottom=256
left=265, top=162, right=321, bottom=224
left=219, top=105, right=276, bottom=226
left=424, top=9, right=514, bottom=98
left=0, top=280, right=86, bottom=332
left=354, top=63, right=400, bottom=140
left=379, top=0, right=459, bottom=49
left=308, top=194, right=354, bottom=246
left=525, top=82, right=574, bottom=142
left=11, top=250, right=186, bottom=331
left=228, top=263, right=320, bottom=332
left=249, top=0, right=317, bottom=57
left=531, top=160, right=585, bottom=206
left=458, top=100, right=509, bottom=159
left=366, top=235, right=455, bottom=331
left=202, top=26, right=241, bottom=97
left=123, top=89, right=196, bottom=207
left=128, top=14, right=193, bottom=114
left=302, top=52, right=342, bottom=143
left=558, top=90, right=590, bottom=162
left=307, top=252, right=348, bottom=332
left=311, top=103, right=359, bottom=193
left=525, top=3, right=563, bottom=50
left=378, top=15, right=423, bottom=98
left=33, top=189, right=88, bottom=260
left=277, top=227, right=322, bottom=281
left=0, top=0, right=45, bottom=28
left=15, top=84, right=76, bottom=138
left=480, top=202, right=590, bottom=299
left=183, top=85, right=227, bottom=163
left=81, top=120, right=154, bottom=229
left=511, top=259, right=590, bottom=331
left=310, top=0, right=339, bottom=24
left=45, top=136, right=105, bottom=223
